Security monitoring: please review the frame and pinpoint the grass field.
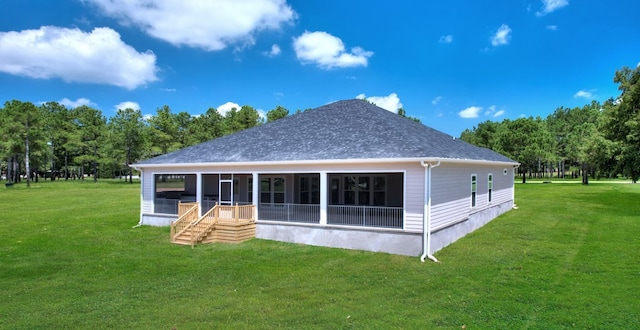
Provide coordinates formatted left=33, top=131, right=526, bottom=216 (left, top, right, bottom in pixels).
left=1, top=180, right=638, bottom=329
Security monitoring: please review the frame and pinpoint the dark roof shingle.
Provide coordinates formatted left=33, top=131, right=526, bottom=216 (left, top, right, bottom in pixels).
left=136, top=99, right=516, bottom=165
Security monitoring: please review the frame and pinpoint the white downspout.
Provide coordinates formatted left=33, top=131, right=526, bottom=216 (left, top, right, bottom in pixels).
left=420, top=160, right=441, bottom=262
left=132, top=167, right=143, bottom=228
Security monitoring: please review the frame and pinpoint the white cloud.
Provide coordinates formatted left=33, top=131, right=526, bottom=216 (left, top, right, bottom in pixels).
left=432, top=96, right=442, bottom=105
left=458, top=106, right=482, bottom=119
left=293, top=31, right=373, bottom=69
left=574, top=90, right=594, bottom=99
left=115, top=101, right=141, bottom=111
left=0, top=26, right=157, bottom=89
left=637, top=62, right=640, bottom=68
left=58, top=97, right=97, bottom=108
left=263, top=44, right=281, bottom=57
left=160, top=88, right=176, bottom=92
left=257, top=109, right=266, bottom=120
left=546, top=25, right=558, bottom=31
left=356, top=93, right=403, bottom=113
left=536, top=0, right=569, bottom=16
left=491, top=24, right=512, bottom=46
left=217, top=101, right=241, bottom=116
left=439, top=35, right=453, bottom=44
left=85, top=0, right=295, bottom=51
left=484, top=105, right=506, bottom=118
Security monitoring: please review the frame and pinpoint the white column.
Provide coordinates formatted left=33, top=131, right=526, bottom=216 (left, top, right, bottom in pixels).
left=252, top=172, right=259, bottom=221
left=252, top=171, right=259, bottom=205
left=319, top=171, right=327, bottom=225
left=196, top=173, right=202, bottom=215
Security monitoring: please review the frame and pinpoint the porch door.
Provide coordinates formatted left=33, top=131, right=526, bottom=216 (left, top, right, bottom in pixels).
left=219, top=174, right=233, bottom=205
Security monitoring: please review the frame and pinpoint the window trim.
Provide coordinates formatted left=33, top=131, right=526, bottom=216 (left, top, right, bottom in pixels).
left=487, top=173, right=493, bottom=204
left=470, top=174, right=477, bottom=208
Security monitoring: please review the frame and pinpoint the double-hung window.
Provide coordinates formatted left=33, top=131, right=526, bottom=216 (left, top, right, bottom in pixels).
left=471, top=174, right=477, bottom=208
left=488, top=174, right=493, bottom=203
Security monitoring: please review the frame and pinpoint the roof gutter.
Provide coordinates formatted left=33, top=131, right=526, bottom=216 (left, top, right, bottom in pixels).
left=131, top=157, right=517, bottom=169
left=420, top=160, right=441, bottom=263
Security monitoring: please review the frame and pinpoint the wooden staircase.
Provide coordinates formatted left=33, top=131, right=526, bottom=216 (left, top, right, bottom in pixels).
left=170, top=202, right=256, bottom=247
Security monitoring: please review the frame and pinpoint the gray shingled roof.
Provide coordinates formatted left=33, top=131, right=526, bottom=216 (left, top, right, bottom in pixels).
left=135, top=99, right=516, bottom=165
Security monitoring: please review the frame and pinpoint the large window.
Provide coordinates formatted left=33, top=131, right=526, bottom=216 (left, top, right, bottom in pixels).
left=299, top=175, right=319, bottom=204
left=333, top=175, right=387, bottom=206
left=154, top=174, right=196, bottom=214
left=261, top=177, right=285, bottom=203
left=471, top=174, right=477, bottom=208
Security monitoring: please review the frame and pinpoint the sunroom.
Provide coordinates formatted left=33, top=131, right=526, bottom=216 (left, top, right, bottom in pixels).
left=152, top=172, right=404, bottom=229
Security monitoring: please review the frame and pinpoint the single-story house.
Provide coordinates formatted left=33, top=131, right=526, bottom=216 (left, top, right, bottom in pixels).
left=132, top=99, right=518, bottom=261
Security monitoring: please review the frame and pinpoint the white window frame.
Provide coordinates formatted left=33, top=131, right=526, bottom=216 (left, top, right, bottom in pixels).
left=487, top=173, right=493, bottom=203
left=471, top=174, right=477, bottom=208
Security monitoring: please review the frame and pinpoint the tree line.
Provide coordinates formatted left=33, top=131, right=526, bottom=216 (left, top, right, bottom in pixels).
left=460, top=65, right=640, bottom=184
left=3, top=64, right=636, bottom=186
left=0, top=102, right=295, bottom=186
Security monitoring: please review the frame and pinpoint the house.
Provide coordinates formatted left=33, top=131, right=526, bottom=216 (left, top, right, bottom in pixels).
left=132, top=99, right=518, bottom=260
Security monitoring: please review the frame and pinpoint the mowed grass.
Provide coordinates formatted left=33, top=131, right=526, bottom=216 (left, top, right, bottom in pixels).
left=1, top=180, right=638, bottom=329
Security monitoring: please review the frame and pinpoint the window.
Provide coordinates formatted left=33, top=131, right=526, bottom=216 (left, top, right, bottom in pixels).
left=154, top=174, right=195, bottom=214
left=260, top=177, right=285, bottom=204
left=330, top=178, right=340, bottom=204
left=373, top=176, right=386, bottom=206
left=488, top=174, right=493, bottom=203
left=336, top=175, right=386, bottom=206
left=471, top=174, right=477, bottom=207
left=299, top=175, right=320, bottom=204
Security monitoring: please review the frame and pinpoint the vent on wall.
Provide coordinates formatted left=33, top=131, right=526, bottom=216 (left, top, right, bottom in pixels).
left=503, top=168, right=508, bottom=175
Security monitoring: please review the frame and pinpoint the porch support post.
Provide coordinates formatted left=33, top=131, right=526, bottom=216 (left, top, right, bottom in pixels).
left=252, top=172, right=259, bottom=214
left=319, top=171, right=327, bottom=225
left=196, top=172, right=202, bottom=216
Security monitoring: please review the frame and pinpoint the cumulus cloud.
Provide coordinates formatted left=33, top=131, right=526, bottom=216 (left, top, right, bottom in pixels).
left=256, top=109, right=267, bottom=120
left=574, top=90, right=594, bottom=99
left=432, top=96, right=442, bottom=105
left=0, top=26, right=157, bottom=89
left=458, top=106, right=482, bottom=119
left=536, top=0, right=569, bottom=16
left=484, top=105, right=505, bottom=118
left=356, top=93, right=402, bottom=113
left=217, top=101, right=241, bottom=116
left=439, top=35, right=453, bottom=44
left=293, top=31, right=373, bottom=69
left=546, top=25, right=558, bottom=31
left=58, top=97, right=97, bottom=108
left=491, top=24, right=512, bottom=46
left=263, top=44, right=281, bottom=57
left=115, top=101, right=141, bottom=111
left=85, top=0, right=295, bottom=51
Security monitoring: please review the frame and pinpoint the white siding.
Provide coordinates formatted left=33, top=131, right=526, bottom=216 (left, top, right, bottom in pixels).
left=431, top=164, right=514, bottom=230
left=404, top=163, right=425, bottom=232
left=141, top=170, right=154, bottom=214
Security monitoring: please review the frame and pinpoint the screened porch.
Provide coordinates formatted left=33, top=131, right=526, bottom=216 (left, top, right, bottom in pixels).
left=153, top=172, right=404, bottom=229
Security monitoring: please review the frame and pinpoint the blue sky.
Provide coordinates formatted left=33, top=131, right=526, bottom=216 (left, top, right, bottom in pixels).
left=1, top=0, right=638, bottom=136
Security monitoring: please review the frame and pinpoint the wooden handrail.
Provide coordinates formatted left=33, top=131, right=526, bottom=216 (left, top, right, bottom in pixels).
left=170, top=202, right=199, bottom=242
left=190, top=203, right=220, bottom=247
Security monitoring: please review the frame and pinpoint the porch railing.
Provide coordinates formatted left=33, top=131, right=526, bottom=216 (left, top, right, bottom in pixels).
left=327, top=205, right=403, bottom=229
left=190, top=203, right=256, bottom=247
left=170, top=202, right=199, bottom=242
left=258, top=203, right=320, bottom=224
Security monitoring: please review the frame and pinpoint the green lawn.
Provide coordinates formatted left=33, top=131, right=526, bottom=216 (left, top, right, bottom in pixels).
left=1, top=180, right=638, bottom=329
